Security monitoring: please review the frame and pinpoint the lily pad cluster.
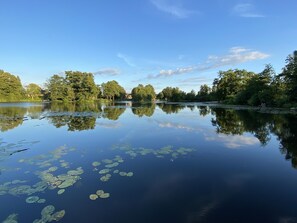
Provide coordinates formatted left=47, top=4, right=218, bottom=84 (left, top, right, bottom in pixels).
left=89, top=190, right=110, bottom=200
left=25, top=196, right=46, bottom=204
left=2, top=213, right=18, bottom=223
left=33, top=205, right=65, bottom=223
left=19, top=146, right=75, bottom=169
left=115, top=145, right=195, bottom=160
left=37, top=166, right=84, bottom=192
left=0, top=180, right=48, bottom=197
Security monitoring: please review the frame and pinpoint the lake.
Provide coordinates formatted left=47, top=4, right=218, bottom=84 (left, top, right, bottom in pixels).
left=0, top=102, right=297, bottom=223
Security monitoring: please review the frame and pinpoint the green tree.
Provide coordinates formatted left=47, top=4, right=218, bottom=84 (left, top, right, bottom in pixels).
left=102, top=80, right=125, bottom=100
left=131, top=84, right=156, bottom=102
left=186, top=90, right=196, bottom=101
left=280, top=51, right=297, bottom=102
left=159, top=87, right=185, bottom=101
left=0, top=70, right=25, bottom=102
left=46, top=75, right=75, bottom=102
left=213, top=69, right=255, bottom=102
left=26, top=83, right=42, bottom=100
left=197, top=85, right=211, bottom=101
left=65, top=71, right=98, bottom=101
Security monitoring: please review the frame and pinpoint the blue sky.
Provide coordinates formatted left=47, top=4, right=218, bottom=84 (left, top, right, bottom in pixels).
left=0, top=0, right=296, bottom=92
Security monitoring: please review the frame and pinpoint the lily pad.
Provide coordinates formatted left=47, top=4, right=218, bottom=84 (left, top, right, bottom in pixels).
left=26, top=196, right=39, bottom=203
left=48, top=166, right=58, bottom=172
left=119, top=172, right=127, bottom=176
left=51, top=210, right=65, bottom=221
left=89, top=194, right=98, bottom=200
left=99, top=169, right=110, bottom=174
left=41, top=205, right=55, bottom=216
left=99, top=192, right=110, bottom=199
left=96, top=190, right=104, bottom=196
left=126, top=172, right=134, bottom=177
left=92, top=161, right=101, bottom=167
left=37, top=198, right=46, bottom=203
left=57, top=189, right=65, bottom=195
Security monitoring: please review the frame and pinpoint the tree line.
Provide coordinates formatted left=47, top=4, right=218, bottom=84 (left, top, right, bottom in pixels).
left=0, top=50, right=296, bottom=107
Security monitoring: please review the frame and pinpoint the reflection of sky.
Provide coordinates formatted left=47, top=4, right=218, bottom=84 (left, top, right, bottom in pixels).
left=153, top=112, right=260, bottom=149
left=205, top=133, right=259, bottom=149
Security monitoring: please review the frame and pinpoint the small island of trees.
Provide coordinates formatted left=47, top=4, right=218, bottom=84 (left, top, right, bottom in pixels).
left=0, top=50, right=296, bottom=107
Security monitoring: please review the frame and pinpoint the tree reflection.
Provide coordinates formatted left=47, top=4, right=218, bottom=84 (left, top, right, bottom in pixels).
left=0, top=107, right=27, bottom=132
left=157, top=103, right=186, bottom=114
left=102, top=107, right=126, bottom=120
left=197, top=106, right=211, bottom=117
left=132, top=103, right=155, bottom=117
left=211, top=108, right=297, bottom=168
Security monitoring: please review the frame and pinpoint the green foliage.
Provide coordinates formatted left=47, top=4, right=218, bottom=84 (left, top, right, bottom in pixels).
left=46, top=71, right=99, bottom=102
left=158, top=87, right=186, bottom=101
left=46, top=75, right=75, bottom=102
left=132, top=103, right=155, bottom=117
left=196, top=85, right=212, bottom=101
left=102, top=80, right=125, bottom=100
left=131, top=84, right=156, bottom=102
left=65, top=71, right=98, bottom=101
left=0, top=70, right=25, bottom=102
left=280, top=51, right=297, bottom=102
left=213, top=69, right=255, bottom=102
left=26, top=83, right=42, bottom=101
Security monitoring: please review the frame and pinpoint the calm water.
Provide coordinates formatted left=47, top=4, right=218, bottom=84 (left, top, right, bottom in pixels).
left=0, top=102, right=297, bottom=223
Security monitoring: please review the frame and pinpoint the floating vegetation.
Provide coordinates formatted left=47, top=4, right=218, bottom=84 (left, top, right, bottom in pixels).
left=126, top=172, right=134, bottom=177
left=67, top=167, right=84, bottom=176
left=33, top=205, right=65, bottom=222
left=98, top=169, right=110, bottom=174
left=1, top=142, right=195, bottom=221
left=102, top=159, right=113, bottom=164
left=90, top=190, right=110, bottom=200
left=96, top=190, right=104, bottom=196
left=100, top=174, right=111, bottom=182
left=25, top=196, right=40, bottom=204
left=114, top=144, right=195, bottom=160
left=57, top=189, right=65, bottom=195
left=92, top=161, right=101, bottom=167
left=89, top=194, right=98, bottom=200
left=105, top=162, right=119, bottom=168
left=38, top=166, right=83, bottom=191
left=99, top=192, right=110, bottom=199
left=48, top=166, right=58, bottom=172
left=37, top=199, right=46, bottom=204
left=119, top=172, right=127, bottom=177
left=2, top=213, right=18, bottom=223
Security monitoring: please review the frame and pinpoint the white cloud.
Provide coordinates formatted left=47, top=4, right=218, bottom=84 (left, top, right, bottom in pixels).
left=93, top=68, right=120, bottom=76
left=148, top=47, right=269, bottom=79
left=117, top=53, right=136, bottom=67
left=233, top=3, right=265, bottom=18
left=205, top=133, right=259, bottom=149
left=150, top=0, right=197, bottom=19
left=148, top=66, right=196, bottom=78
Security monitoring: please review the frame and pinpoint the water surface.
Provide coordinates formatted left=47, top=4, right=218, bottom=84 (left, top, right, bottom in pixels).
left=0, top=102, right=297, bottom=223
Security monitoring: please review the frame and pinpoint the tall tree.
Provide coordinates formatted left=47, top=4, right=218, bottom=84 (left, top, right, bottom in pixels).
left=102, top=80, right=125, bottom=100
left=131, top=84, right=156, bottom=102
left=280, top=51, right=297, bottom=102
left=65, top=71, right=98, bottom=101
left=0, top=70, right=25, bottom=102
left=213, top=69, right=255, bottom=102
left=26, top=83, right=42, bottom=100
left=46, top=74, right=75, bottom=101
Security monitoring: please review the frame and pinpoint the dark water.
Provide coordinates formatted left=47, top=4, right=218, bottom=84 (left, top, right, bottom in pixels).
left=0, top=102, right=297, bottom=223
